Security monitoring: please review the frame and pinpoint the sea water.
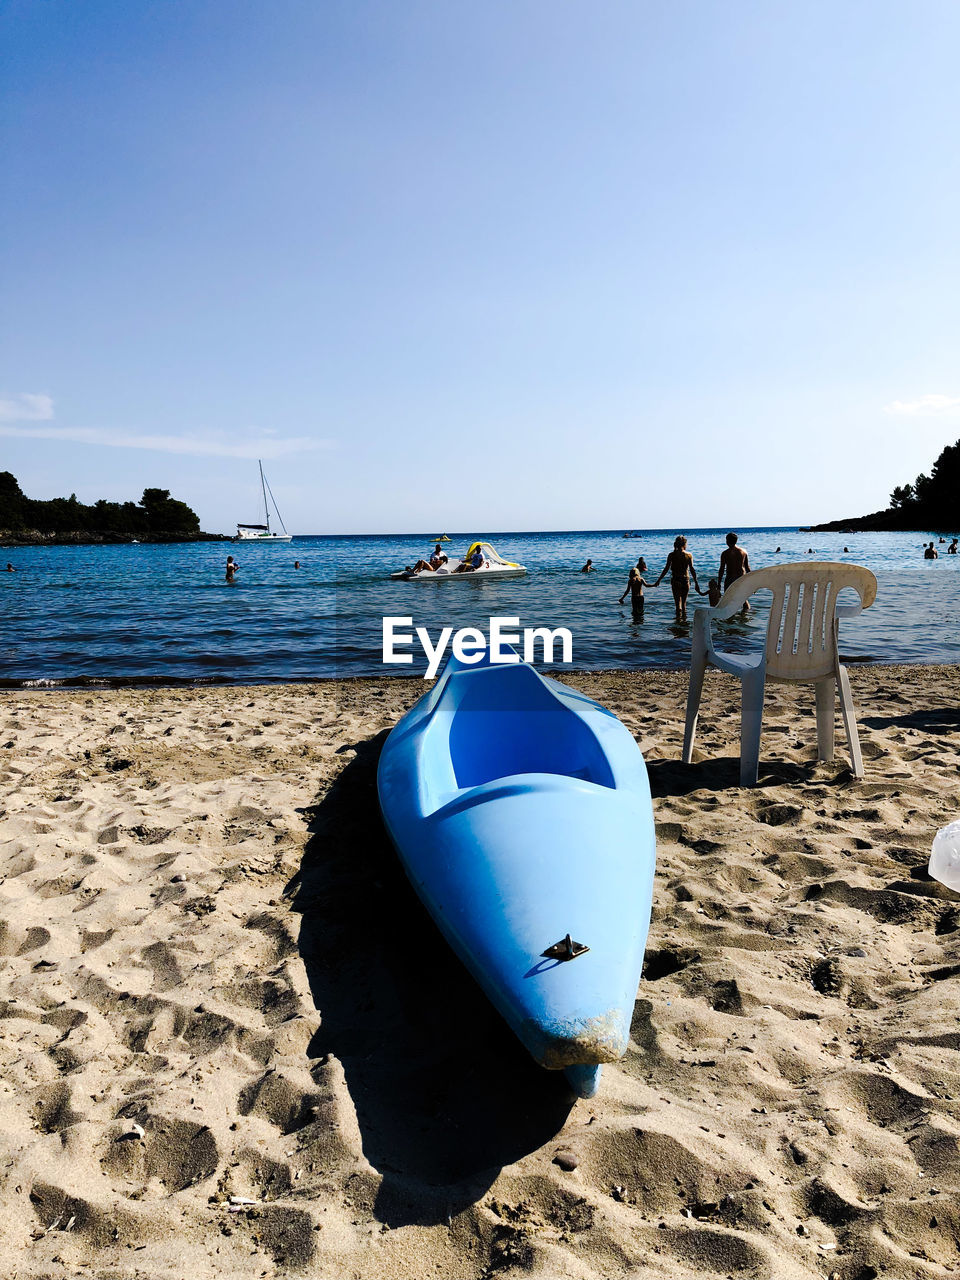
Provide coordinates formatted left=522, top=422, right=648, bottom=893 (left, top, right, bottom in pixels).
left=2, top=527, right=958, bottom=686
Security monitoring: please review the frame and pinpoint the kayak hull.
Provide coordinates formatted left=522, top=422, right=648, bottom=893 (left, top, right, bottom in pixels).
left=377, top=652, right=656, bottom=1094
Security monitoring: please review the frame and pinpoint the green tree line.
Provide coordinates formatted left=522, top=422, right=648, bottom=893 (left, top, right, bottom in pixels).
left=888, top=437, right=960, bottom=521
left=0, top=472, right=201, bottom=536
left=813, top=435, right=960, bottom=531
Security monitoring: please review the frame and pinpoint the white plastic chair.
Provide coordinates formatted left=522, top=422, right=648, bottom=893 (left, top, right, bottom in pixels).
left=682, top=563, right=878, bottom=786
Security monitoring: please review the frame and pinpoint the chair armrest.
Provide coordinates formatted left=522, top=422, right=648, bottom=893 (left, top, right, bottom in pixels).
left=835, top=570, right=877, bottom=617
left=713, top=574, right=756, bottom=617
left=693, top=594, right=748, bottom=624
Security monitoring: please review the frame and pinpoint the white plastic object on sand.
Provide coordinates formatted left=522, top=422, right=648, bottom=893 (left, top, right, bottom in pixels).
left=683, top=563, right=878, bottom=786
left=929, top=820, right=960, bottom=892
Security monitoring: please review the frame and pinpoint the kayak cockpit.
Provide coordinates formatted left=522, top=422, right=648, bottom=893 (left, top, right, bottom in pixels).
left=449, top=704, right=615, bottom=791
left=416, top=663, right=616, bottom=814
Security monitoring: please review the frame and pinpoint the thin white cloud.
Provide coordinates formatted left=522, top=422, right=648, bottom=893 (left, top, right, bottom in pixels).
left=0, top=423, right=334, bottom=459
left=884, top=394, right=960, bottom=416
left=0, top=393, right=55, bottom=422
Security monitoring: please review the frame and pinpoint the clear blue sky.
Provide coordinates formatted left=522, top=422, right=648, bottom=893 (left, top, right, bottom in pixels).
left=3, top=1, right=960, bottom=533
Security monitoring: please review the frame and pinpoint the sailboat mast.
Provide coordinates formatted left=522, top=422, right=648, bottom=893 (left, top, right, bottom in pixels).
left=259, top=460, right=270, bottom=534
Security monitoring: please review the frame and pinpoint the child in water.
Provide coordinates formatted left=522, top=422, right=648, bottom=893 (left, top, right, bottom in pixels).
left=706, top=577, right=722, bottom=607
left=619, top=567, right=652, bottom=616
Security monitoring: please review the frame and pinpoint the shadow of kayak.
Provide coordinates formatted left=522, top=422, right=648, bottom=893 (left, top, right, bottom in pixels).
left=289, top=731, right=576, bottom=1228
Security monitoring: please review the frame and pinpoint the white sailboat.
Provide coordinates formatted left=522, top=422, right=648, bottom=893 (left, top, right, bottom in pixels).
left=236, top=461, right=293, bottom=542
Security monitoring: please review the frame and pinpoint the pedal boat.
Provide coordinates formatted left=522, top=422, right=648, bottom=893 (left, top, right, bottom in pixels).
left=390, top=541, right=526, bottom=581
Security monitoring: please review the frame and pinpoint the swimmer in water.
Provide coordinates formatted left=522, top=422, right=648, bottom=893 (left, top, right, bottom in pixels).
left=225, top=555, right=239, bottom=582
left=655, top=535, right=701, bottom=621
left=581, top=559, right=594, bottom=573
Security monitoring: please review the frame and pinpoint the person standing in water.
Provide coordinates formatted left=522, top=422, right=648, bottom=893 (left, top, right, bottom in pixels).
left=718, top=532, right=750, bottom=592
left=619, top=566, right=652, bottom=618
left=717, top=531, right=751, bottom=611
left=655, top=535, right=701, bottom=621
left=581, top=559, right=594, bottom=572
left=225, top=555, right=239, bottom=582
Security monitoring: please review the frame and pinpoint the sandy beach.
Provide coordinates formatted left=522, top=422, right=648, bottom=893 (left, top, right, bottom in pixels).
left=1, top=665, right=959, bottom=1279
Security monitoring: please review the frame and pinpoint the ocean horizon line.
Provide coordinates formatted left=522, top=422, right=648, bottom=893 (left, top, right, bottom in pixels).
left=291, top=524, right=813, bottom=540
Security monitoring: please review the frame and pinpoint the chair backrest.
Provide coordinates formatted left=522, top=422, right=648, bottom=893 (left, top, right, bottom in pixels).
left=717, top=563, right=878, bottom=681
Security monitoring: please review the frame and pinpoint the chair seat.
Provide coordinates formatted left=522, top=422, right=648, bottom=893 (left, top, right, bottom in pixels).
left=709, top=651, right=762, bottom=678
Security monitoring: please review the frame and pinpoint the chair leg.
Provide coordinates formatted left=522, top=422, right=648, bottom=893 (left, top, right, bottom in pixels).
left=815, top=679, right=836, bottom=762
left=836, top=664, right=864, bottom=778
left=739, top=666, right=766, bottom=786
left=682, top=647, right=708, bottom=763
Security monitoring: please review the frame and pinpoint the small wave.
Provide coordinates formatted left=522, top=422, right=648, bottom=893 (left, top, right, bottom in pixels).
left=0, top=674, right=221, bottom=691
left=0, top=673, right=342, bottom=691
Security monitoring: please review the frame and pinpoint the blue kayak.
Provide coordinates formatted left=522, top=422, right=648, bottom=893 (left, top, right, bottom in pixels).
left=377, top=650, right=656, bottom=1098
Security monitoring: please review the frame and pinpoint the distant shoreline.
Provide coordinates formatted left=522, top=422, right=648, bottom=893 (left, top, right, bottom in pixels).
left=808, top=510, right=958, bottom=534
left=4, top=523, right=956, bottom=544
left=0, top=530, right=232, bottom=547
